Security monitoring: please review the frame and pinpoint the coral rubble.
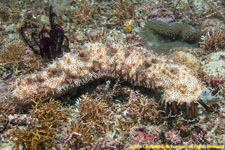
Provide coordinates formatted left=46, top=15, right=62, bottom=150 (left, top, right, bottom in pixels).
left=1, top=0, right=225, bottom=148
left=202, top=51, right=225, bottom=79
left=147, top=8, right=175, bottom=23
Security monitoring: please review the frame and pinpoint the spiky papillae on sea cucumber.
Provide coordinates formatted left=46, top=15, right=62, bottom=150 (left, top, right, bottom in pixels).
left=11, top=42, right=202, bottom=107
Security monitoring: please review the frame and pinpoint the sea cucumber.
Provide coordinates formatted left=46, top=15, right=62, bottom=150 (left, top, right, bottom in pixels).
left=140, top=21, right=202, bottom=53
left=11, top=42, right=209, bottom=118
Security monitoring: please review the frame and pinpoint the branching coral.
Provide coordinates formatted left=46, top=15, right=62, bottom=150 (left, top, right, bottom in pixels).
left=71, top=0, right=136, bottom=28
left=72, top=0, right=99, bottom=25
left=63, top=122, right=94, bottom=149
left=203, top=75, right=225, bottom=98
left=0, top=6, right=21, bottom=23
left=75, top=94, right=113, bottom=136
left=30, top=98, right=69, bottom=128
left=0, top=101, right=8, bottom=133
left=200, top=29, right=225, bottom=51
left=0, top=41, right=44, bottom=74
left=63, top=94, right=113, bottom=149
left=0, top=8, right=10, bottom=22
left=203, top=0, right=225, bottom=23
left=11, top=127, right=55, bottom=150
left=124, top=91, right=159, bottom=124
left=0, top=41, right=26, bottom=67
left=10, top=98, right=69, bottom=150
left=216, top=83, right=225, bottom=98
left=108, top=0, right=136, bottom=25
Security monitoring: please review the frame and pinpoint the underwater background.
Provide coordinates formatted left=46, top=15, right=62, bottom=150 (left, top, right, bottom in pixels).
left=0, top=0, right=224, bottom=149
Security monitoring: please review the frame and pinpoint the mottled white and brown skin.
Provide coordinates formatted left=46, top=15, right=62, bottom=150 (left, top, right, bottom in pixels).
left=11, top=43, right=202, bottom=107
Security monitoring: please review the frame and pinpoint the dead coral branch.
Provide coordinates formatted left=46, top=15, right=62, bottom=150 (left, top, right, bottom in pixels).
left=0, top=41, right=43, bottom=74
left=200, top=29, right=225, bottom=51
left=107, top=0, right=136, bottom=25
left=10, top=98, right=69, bottom=150
left=204, top=0, right=225, bottom=23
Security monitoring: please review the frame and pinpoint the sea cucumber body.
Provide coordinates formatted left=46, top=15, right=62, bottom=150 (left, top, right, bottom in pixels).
left=11, top=43, right=202, bottom=104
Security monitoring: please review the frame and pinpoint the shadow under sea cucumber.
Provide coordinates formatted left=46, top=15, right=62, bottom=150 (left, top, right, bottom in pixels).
left=11, top=42, right=211, bottom=119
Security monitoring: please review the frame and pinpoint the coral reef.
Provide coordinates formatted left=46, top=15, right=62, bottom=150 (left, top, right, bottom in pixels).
left=0, top=41, right=26, bottom=67
left=0, top=6, right=21, bottom=24
left=200, top=29, right=225, bottom=51
left=216, top=83, right=225, bottom=98
left=141, top=20, right=202, bottom=52
left=71, top=0, right=136, bottom=28
left=0, top=8, right=10, bottom=22
left=203, top=0, right=225, bottom=23
left=124, top=91, right=159, bottom=124
left=9, top=98, right=69, bottom=150
left=109, top=0, right=135, bottom=25
left=75, top=94, right=113, bottom=137
left=11, top=42, right=210, bottom=119
left=0, top=0, right=224, bottom=149
left=0, top=101, right=8, bottom=133
left=63, top=94, right=113, bottom=149
left=164, top=130, right=182, bottom=144
left=0, top=41, right=44, bottom=75
left=72, top=0, right=99, bottom=25
left=147, top=8, right=175, bottom=23
left=127, top=125, right=161, bottom=145
left=201, top=18, right=225, bottom=32
left=49, top=0, right=70, bottom=16
left=202, top=51, right=225, bottom=79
